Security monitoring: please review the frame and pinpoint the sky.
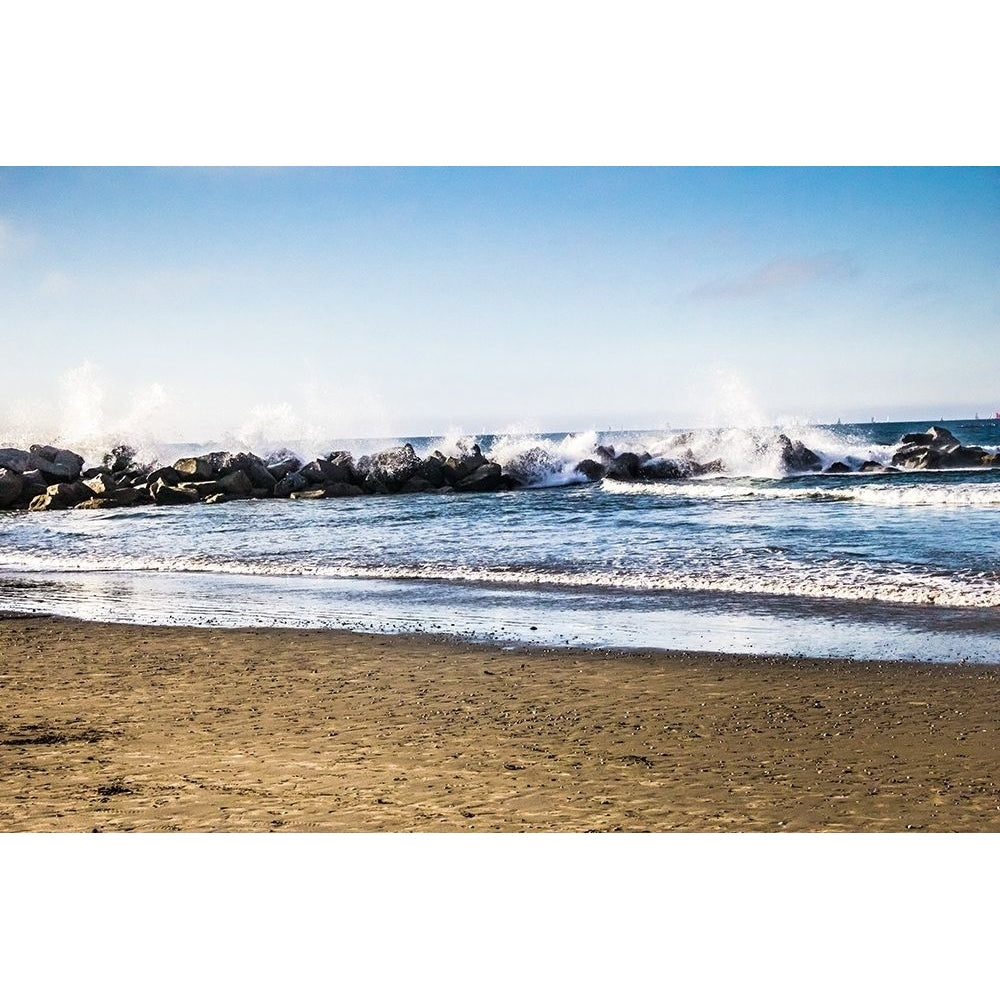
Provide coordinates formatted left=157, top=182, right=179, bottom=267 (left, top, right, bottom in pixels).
left=1, top=166, right=998, bottom=447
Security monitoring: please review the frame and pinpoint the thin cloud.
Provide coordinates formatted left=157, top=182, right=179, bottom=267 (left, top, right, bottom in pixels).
left=691, top=253, right=858, bottom=300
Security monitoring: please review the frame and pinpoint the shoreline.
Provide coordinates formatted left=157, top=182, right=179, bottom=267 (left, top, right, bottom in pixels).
left=4, top=568, right=999, bottom=666
left=3, top=614, right=999, bottom=831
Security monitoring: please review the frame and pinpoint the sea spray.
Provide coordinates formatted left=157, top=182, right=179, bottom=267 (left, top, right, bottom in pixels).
left=600, top=477, right=1000, bottom=508
left=1, top=361, right=176, bottom=471
left=485, top=430, right=600, bottom=487
left=228, top=379, right=394, bottom=461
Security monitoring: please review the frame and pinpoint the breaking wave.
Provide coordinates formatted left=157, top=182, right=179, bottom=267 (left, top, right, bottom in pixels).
left=5, top=393, right=997, bottom=489
left=600, top=478, right=1000, bottom=508
left=473, top=425, right=996, bottom=487
left=1, top=548, right=997, bottom=609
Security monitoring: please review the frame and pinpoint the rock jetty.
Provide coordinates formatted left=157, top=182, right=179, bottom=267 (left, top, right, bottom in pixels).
left=888, top=426, right=1000, bottom=471
left=0, top=426, right=995, bottom=512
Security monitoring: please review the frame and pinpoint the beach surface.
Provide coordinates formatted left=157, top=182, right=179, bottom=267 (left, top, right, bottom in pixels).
left=2, top=614, right=998, bottom=832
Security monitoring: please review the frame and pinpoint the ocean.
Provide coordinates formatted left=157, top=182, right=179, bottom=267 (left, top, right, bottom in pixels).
left=2, top=419, right=999, bottom=664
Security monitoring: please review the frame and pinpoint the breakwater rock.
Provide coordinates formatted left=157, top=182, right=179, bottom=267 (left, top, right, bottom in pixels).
left=1, top=426, right=995, bottom=512
left=889, top=426, right=1000, bottom=471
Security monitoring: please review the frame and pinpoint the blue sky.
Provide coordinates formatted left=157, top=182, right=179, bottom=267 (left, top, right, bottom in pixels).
left=1, top=167, right=998, bottom=443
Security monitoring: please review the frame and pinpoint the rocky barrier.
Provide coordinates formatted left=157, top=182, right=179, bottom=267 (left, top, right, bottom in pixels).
left=0, top=426, right=996, bottom=512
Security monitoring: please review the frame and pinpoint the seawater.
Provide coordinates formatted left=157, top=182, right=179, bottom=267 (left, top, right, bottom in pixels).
left=1, top=419, right=999, bottom=664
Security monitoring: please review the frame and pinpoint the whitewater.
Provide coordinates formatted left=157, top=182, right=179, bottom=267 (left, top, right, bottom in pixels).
left=1, top=419, right=999, bottom=663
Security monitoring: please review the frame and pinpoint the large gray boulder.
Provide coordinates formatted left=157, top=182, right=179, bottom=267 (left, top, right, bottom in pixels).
left=606, top=452, right=642, bottom=480
left=692, top=458, right=725, bottom=476
left=324, top=452, right=359, bottom=484
left=888, top=442, right=986, bottom=470
left=926, top=426, right=961, bottom=449
left=398, top=477, right=434, bottom=494
left=777, top=435, right=822, bottom=473
left=324, top=482, right=365, bottom=498
left=360, top=472, right=391, bottom=495
left=18, top=469, right=48, bottom=504
left=299, top=458, right=352, bottom=485
left=297, top=459, right=326, bottom=483
left=0, top=448, right=34, bottom=475
left=145, top=465, right=182, bottom=487
left=46, top=480, right=94, bottom=506
left=173, top=452, right=230, bottom=480
left=454, top=462, right=503, bottom=492
left=893, top=426, right=967, bottom=468
left=82, top=472, right=115, bottom=495
left=188, top=480, right=230, bottom=499
left=28, top=480, right=93, bottom=511
left=172, top=456, right=216, bottom=480
left=218, top=452, right=276, bottom=490
left=891, top=443, right=934, bottom=468
left=413, top=455, right=446, bottom=488
left=29, top=493, right=67, bottom=511
left=216, top=469, right=254, bottom=496
left=365, top=444, right=422, bottom=490
left=274, top=471, right=309, bottom=497
left=267, top=456, right=302, bottom=480
left=150, top=479, right=200, bottom=505
left=941, top=446, right=990, bottom=468
left=442, top=446, right=487, bottom=486
left=642, top=457, right=687, bottom=480
left=109, top=487, right=152, bottom=506
left=502, top=447, right=560, bottom=486
left=0, top=469, right=23, bottom=507
left=0, top=446, right=83, bottom=482
left=34, top=456, right=81, bottom=483
left=574, top=459, right=605, bottom=481
left=30, top=445, right=85, bottom=481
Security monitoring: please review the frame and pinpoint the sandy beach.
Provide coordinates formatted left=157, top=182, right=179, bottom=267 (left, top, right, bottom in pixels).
left=2, top=613, right=998, bottom=832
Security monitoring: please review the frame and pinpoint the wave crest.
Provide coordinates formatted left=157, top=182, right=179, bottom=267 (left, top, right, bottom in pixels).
left=1, top=550, right=997, bottom=609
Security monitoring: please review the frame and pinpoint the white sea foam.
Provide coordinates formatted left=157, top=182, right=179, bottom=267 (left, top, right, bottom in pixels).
left=600, top=477, right=1000, bottom=507
left=438, top=423, right=905, bottom=487
left=2, top=548, right=997, bottom=608
left=483, top=430, right=599, bottom=487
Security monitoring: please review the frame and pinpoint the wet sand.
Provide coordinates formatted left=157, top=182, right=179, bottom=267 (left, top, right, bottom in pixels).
left=2, top=613, right=999, bottom=831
